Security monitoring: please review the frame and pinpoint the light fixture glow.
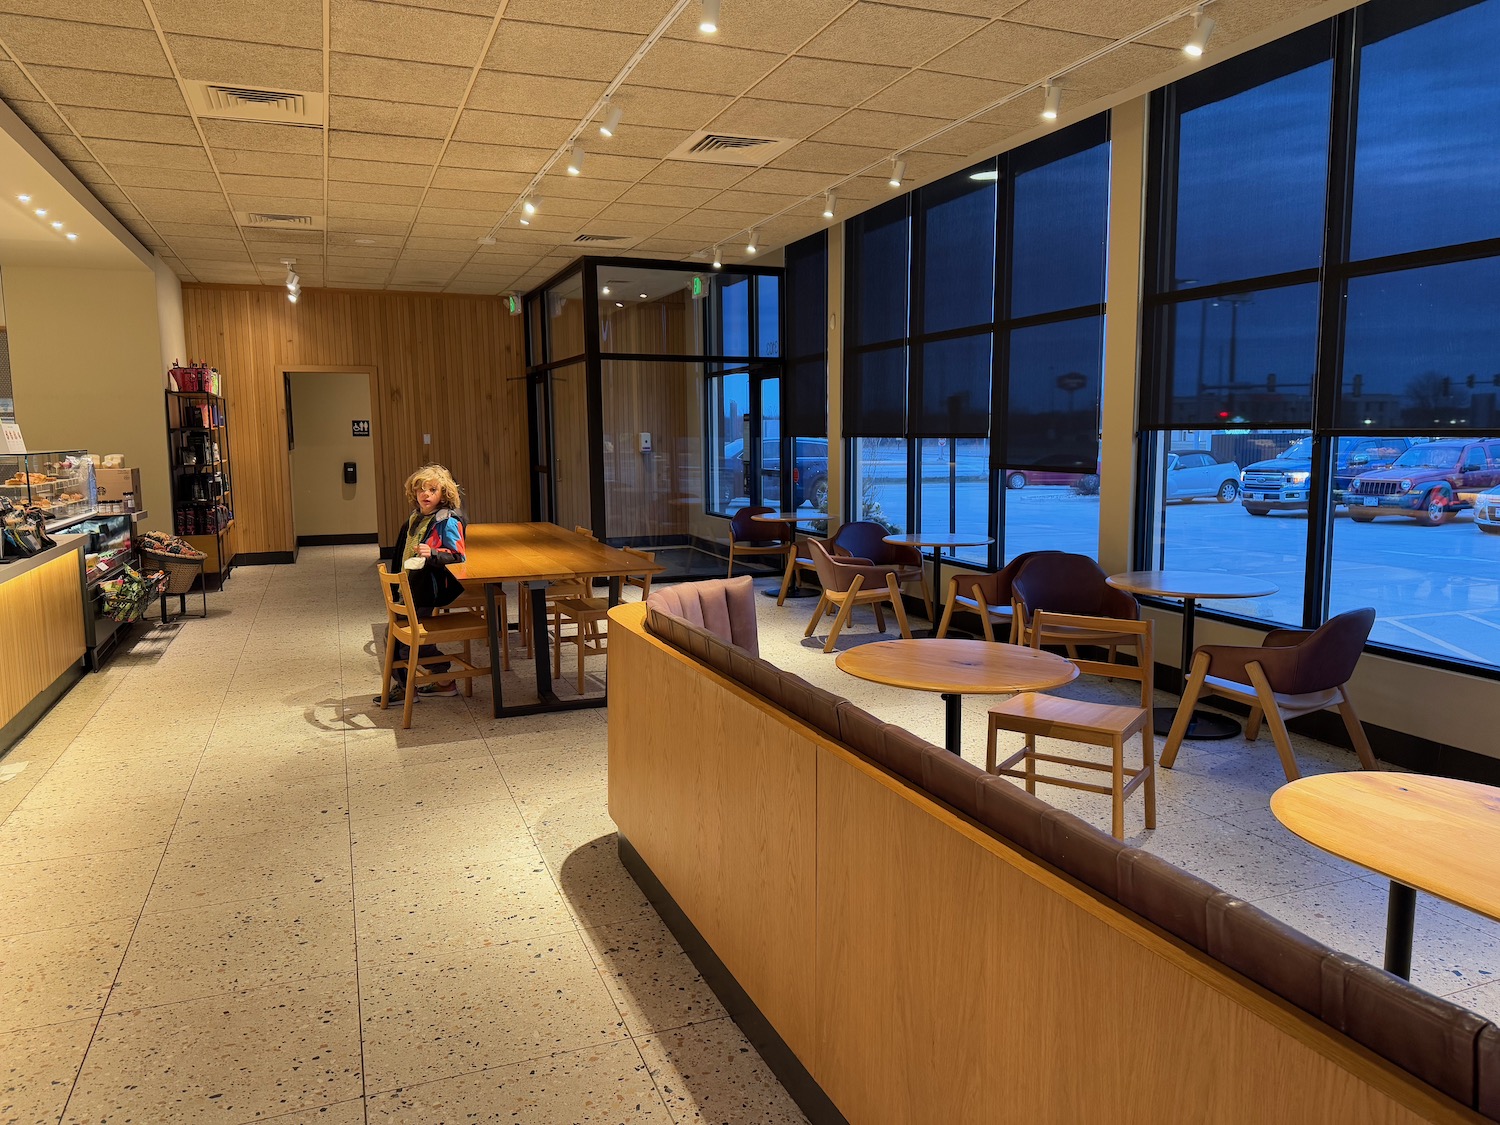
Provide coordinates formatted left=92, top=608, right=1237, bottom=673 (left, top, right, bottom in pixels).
left=888, top=158, right=905, bottom=189
left=639, top=292, right=648, bottom=299
left=615, top=301, right=624, bottom=308
left=601, top=285, right=611, bottom=295
left=600, top=101, right=624, bottom=137
left=567, top=143, right=585, bottom=175
left=66, top=232, right=77, bottom=241
left=699, top=0, right=720, bottom=34
left=34, top=209, right=46, bottom=217
left=969, top=169, right=998, bottom=181
left=1183, top=7, right=1215, bottom=57
left=746, top=228, right=758, bottom=256
left=1041, top=80, right=1062, bottom=120
left=823, top=190, right=836, bottom=220
left=17, top=194, right=29, bottom=203
left=50, top=221, right=61, bottom=229
left=711, top=245, right=722, bottom=269
left=522, top=196, right=538, bottom=215
left=519, top=216, right=530, bottom=225
left=288, top=292, right=298, bottom=304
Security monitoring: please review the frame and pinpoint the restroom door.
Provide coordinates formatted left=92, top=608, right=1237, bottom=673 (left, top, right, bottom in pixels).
left=287, top=370, right=378, bottom=544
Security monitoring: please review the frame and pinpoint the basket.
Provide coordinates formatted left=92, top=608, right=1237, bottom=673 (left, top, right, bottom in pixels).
left=140, top=546, right=206, bottom=596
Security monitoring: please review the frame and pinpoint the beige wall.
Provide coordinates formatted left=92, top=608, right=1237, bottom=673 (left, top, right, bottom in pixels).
left=288, top=371, right=378, bottom=540
left=4, top=264, right=169, bottom=533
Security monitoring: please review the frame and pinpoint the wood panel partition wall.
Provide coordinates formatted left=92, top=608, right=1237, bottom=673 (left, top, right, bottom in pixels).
left=182, top=285, right=527, bottom=558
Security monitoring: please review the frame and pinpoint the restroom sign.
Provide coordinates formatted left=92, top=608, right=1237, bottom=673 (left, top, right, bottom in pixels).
left=352, top=420, right=371, bottom=437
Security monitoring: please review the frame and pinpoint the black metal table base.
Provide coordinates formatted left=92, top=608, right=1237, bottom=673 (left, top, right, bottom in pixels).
left=942, top=692, right=963, bottom=754
left=483, top=579, right=615, bottom=718
left=764, top=585, right=820, bottom=599
left=1385, top=881, right=1417, bottom=979
left=1151, top=705, right=1240, bottom=740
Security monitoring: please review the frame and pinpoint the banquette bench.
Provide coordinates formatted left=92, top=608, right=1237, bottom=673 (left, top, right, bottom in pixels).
left=607, top=577, right=1500, bottom=1125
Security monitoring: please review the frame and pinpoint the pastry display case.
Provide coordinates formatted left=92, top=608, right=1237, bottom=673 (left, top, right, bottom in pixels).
left=0, top=449, right=97, bottom=530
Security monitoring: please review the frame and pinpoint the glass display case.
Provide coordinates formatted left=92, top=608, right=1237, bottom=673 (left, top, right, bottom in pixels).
left=0, top=449, right=97, bottom=530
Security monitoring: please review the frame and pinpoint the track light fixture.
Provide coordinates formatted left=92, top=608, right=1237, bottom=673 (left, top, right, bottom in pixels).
left=1184, top=6, right=1215, bottom=57
left=823, top=190, right=836, bottom=220
left=711, top=245, right=722, bottom=269
left=600, top=101, right=623, bottom=137
left=1041, top=80, right=1062, bottom=121
left=746, top=228, right=758, bottom=255
left=567, top=143, right=585, bottom=175
left=888, top=157, right=905, bottom=189
left=522, top=197, right=538, bottom=215
left=699, top=0, right=720, bottom=33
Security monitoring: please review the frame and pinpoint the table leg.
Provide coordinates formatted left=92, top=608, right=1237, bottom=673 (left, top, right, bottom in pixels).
left=926, top=548, right=944, bottom=637
left=531, top=582, right=554, bottom=701
left=1385, top=881, right=1417, bottom=979
left=484, top=582, right=504, bottom=717
left=1151, top=595, right=1239, bottom=740
left=942, top=692, right=962, bottom=755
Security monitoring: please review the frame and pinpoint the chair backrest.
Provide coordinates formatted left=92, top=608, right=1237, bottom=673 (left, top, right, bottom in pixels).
left=574, top=525, right=596, bottom=539
left=835, top=520, right=901, bottom=564
left=1012, top=552, right=1139, bottom=621
left=1030, top=610, right=1153, bottom=703
left=967, top=549, right=1065, bottom=606
left=645, top=576, right=759, bottom=655
left=730, top=505, right=788, bottom=543
left=807, top=538, right=856, bottom=593
left=1266, top=607, right=1375, bottom=694
left=624, top=547, right=656, bottom=600
left=377, top=567, right=417, bottom=629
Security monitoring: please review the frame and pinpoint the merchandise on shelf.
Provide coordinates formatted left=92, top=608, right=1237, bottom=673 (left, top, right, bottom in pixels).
left=167, top=360, right=222, bottom=396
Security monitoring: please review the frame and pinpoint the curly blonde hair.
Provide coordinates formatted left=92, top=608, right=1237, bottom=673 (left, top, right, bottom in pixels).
left=404, top=464, right=462, bottom=511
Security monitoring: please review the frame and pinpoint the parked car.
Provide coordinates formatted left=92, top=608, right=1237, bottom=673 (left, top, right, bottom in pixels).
left=1004, top=454, right=1099, bottom=490
left=1166, top=449, right=1241, bottom=502
left=1239, top=437, right=1413, bottom=516
left=1345, top=438, right=1500, bottom=525
left=724, top=436, right=829, bottom=508
left=1474, top=486, right=1500, bottom=534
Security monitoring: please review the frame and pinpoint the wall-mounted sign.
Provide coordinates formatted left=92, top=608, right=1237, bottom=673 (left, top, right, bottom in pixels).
left=1, top=419, right=25, bottom=453
left=1056, top=372, right=1088, bottom=392
left=352, top=420, right=371, bottom=438
left=691, top=275, right=706, bottom=298
left=505, top=294, right=521, bottom=315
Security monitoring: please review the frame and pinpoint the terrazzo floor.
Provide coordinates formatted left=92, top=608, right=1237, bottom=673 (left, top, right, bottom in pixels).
left=2, top=544, right=1498, bottom=1124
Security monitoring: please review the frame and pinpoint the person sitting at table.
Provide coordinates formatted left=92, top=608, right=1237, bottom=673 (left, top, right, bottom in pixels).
left=377, top=464, right=467, bottom=701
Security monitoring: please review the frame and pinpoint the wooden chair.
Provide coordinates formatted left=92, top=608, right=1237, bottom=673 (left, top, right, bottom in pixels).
left=437, top=581, right=508, bottom=671
left=803, top=538, right=911, bottom=654
left=551, top=547, right=656, bottom=693
left=1161, top=607, right=1378, bottom=783
left=834, top=520, right=933, bottom=621
left=727, top=506, right=793, bottom=578
left=777, top=523, right=838, bottom=605
left=519, top=525, right=598, bottom=653
left=987, top=611, right=1156, bottom=840
left=935, top=550, right=1061, bottom=641
left=1010, top=553, right=1144, bottom=664
left=377, top=567, right=489, bottom=729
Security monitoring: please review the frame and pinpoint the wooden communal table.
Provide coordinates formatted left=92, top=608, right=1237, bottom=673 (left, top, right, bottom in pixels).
left=1271, top=771, right=1500, bottom=979
left=883, top=532, right=995, bottom=636
left=751, top=510, right=829, bottom=599
left=451, top=522, right=663, bottom=718
left=1106, top=569, right=1278, bottom=740
left=836, top=638, right=1077, bottom=754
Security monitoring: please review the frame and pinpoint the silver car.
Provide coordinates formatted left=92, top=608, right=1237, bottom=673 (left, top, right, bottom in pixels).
left=1475, top=487, right=1500, bottom=534
left=1167, top=449, right=1242, bottom=502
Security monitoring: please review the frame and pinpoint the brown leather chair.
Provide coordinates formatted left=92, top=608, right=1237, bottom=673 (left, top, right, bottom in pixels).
left=1011, top=553, right=1143, bottom=663
left=1161, top=607, right=1378, bottom=782
left=803, top=538, right=911, bottom=653
left=778, top=522, right=841, bottom=605
left=935, top=550, right=1062, bottom=641
left=727, top=506, right=793, bottom=578
left=833, top=521, right=933, bottom=621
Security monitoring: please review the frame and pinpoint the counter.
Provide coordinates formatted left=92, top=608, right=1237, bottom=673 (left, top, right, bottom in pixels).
left=0, top=536, right=88, bottom=753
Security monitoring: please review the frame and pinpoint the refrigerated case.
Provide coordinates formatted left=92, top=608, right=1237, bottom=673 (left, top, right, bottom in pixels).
left=68, top=511, right=136, bottom=668
left=0, top=449, right=97, bottom=529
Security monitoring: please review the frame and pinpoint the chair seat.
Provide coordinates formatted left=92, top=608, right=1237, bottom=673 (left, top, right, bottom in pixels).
left=951, top=593, right=1011, bottom=622
left=554, top=595, right=609, bottom=620
left=1030, top=622, right=1139, bottom=646
left=415, top=609, right=489, bottom=640
left=731, top=538, right=790, bottom=550
left=1201, top=674, right=1341, bottom=714
left=989, top=692, right=1147, bottom=738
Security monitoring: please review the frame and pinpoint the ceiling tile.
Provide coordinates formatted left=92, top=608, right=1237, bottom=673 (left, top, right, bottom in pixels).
left=112, top=164, right=222, bottom=193
left=731, top=167, right=839, bottom=195
left=328, top=157, right=431, bottom=186
left=330, top=95, right=454, bottom=140
left=213, top=149, right=324, bottom=178
left=708, top=98, right=846, bottom=140
left=328, top=180, right=425, bottom=205
left=915, top=119, right=1017, bottom=157
left=410, top=220, right=492, bottom=238
left=861, top=68, right=1012, bottom=118
left=662, top=0, right=850, bottom=53
left=1063, top=40, right=1182, bottom=97
left=155, top=220, right=247, bottom=239
left=592, top=201, right=691, bottom=225
left=328, top=131, right=444, bottom=165
left=38, top=131, right=94, bottom=164
left=502, top=0, right=672, bottom=34
left=201, top=119, right=324, bottom=155
left=221, top=173, right=323, bottom=199
left=329, top=53, right=472, bottom=108
left=405, top=235, right=485, bottom=251
left=812, top=107, right=950, bottom=149
left=703, top=188, right=802, bottom=214
left=64, top=106, right=201, bottom=146
left=771, top=139, right=890, bottom=175
left=178, top=246, right=256, bottom=262
left=534, top=175, right=632, bottom=204
left=331, top=2, right=495, bottom=67
left=422, top=186, right=511, bottom=211
left=626, top=40, right=784, bottom=96
left=6, top=98, right=70, bottom=136
left=588, top=122, right=691, bottom=160
left=165, top=35, right=324, bottom=91
left=126, top=186, right=235, bottom=220
left=328, top=199, right=418, bottom=221
left=485, top=21, right=640, bottom=81
left=89, top=138, right=211, bottom=172
left=242, top=228, right=324, bottom=245
left=327, top=217, right=410, bottom=234
left=465, top=70, right=606, bottom=119
left=641, top=161, right=748, bottom=189
left=442, top=140, right=550, bottom=172
left=23, top=66, right=186, bottom=115
left=610, top=83, right=731, bottom=131
left=0, top=0, right=151, bottom=25
left=881, top=0, right=1024, bottom=13
left=451, top=109, right=576, bottom=149
left=926, top=21, right=1109, bottom=84
left=0, top=17, right=170, bottom=76
left=571, top=152, right=657, bottom=181
left=615, top=182, right=720, bottom=208
left=399, top=247, right=472, bottom=263
left=416, top=205, right=501, bottom=226
left=229, top=193, right=324, bottom=216
left=746, top=56, right=906, bottom=107
left=151, top=0, right=323, bottom=48
left=1002, top=0, right=1182, bottom=40
left=429, top=166, right=533, bottom=193
left=801, top=5, right=987, bottom=67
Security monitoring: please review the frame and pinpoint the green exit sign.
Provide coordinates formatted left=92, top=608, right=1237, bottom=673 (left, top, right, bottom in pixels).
left=691, top=275, right=706, bottom=299
left=505, top=294, right=520, bottom=315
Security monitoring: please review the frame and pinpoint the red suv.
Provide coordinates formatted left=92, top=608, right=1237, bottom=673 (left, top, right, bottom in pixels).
left=1344, top=439, right=1500, bottom=525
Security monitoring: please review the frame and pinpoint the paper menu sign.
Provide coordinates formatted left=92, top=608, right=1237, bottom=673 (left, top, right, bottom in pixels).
left=1, top=420, right=25, bottom=454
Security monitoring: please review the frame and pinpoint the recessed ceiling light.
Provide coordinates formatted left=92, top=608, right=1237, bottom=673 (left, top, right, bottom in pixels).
left=639, top=292, right=648, bottom=299
left=50, top=221, right=62, bottom=229
left=66, top=232, right=77, bottom=241
left=34, top=208, right=46, bottom=217
left=615, top=301, right=624, bottom=308
left=18, top=194, right=30, bottom=203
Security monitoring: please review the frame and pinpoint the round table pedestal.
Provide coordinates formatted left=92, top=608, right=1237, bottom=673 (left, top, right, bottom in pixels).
left=1151, top=705, right=1239, bottom=740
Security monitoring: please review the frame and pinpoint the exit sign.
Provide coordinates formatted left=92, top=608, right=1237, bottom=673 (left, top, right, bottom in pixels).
left=691, top=275, right=706, bottom=299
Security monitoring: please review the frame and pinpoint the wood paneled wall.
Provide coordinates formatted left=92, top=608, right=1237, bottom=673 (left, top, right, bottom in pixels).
left=182, top=285, right=527, bottom=555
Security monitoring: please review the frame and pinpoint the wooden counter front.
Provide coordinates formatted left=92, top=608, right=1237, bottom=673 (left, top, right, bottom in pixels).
left=0, top=538, right=88, bottom=747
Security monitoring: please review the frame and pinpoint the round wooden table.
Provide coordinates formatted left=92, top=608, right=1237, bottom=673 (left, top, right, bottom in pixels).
left=1271, top=771, right=1500, bottom=979
left=751, top=510, right=829, bottom=598
left=882, top=533, right=995, bottom=636
left=836, top=638, right=1077, bottom=754
left=1106, top=569, right=1278, bottom=740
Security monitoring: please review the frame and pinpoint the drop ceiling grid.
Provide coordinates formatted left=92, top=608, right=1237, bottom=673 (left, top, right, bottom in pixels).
left=0, top=0, right=1351, bottom=292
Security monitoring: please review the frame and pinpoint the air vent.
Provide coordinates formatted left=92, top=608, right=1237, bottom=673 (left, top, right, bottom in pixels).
left=668, top=130, right=796, bottom=166
left=184, top=81, right=326, bottom=126
left=235, top=211, right=326, bottom=231
left=574, top=234, right=627, bottom=243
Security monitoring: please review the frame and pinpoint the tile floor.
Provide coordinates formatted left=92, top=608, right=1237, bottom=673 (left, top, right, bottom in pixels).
left=2, top=545, right=1497, bottom=1124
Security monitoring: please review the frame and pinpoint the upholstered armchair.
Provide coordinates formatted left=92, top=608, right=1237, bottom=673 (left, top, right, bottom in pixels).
left=727, top=506, right=793, bottom=578
left=1010, top=553, right=1142, bottom=662
left=935, top=549, right=1062, bottom=641
left=832, top=521, right=933, bottom=620
left=803, top=538, right=912, bottom=653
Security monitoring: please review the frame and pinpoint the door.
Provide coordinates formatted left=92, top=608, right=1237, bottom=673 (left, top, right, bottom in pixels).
left=287, top=371, right=377, bottom=544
